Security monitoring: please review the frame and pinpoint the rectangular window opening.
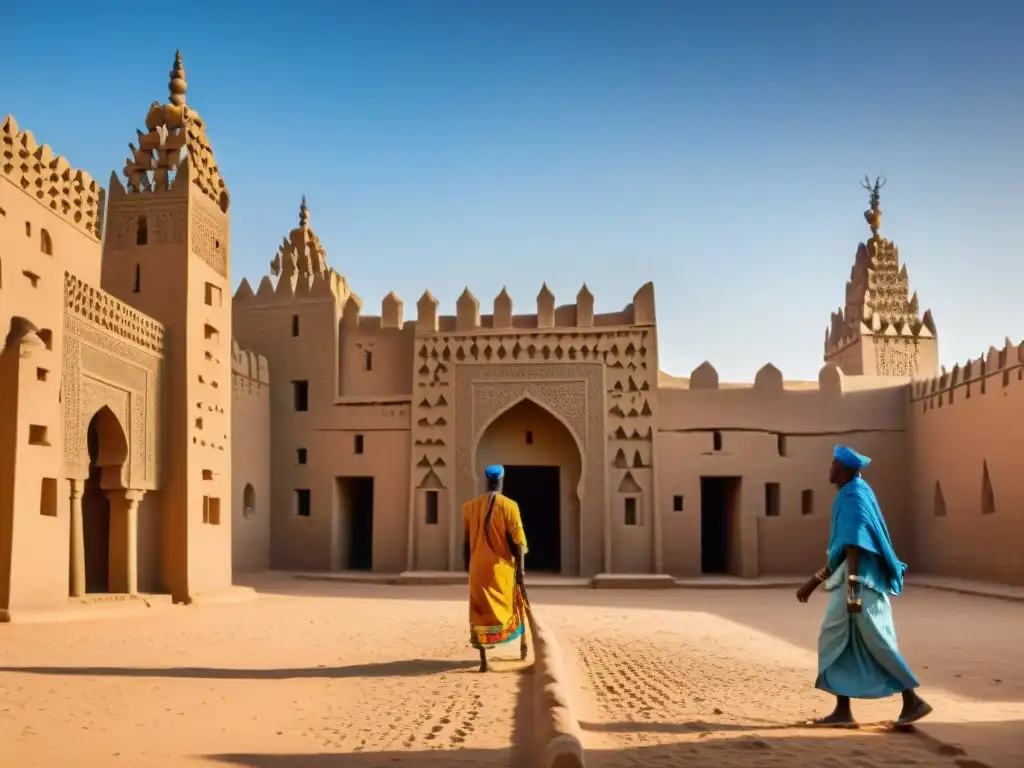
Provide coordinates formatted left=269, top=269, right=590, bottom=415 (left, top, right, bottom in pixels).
left=801, top=489, right=814, bottom=516
left=295, top=489, right=312, bottom=517
left=297, top=448, right=307, bottom=465
left=202, top=469, right=214, bottom=481
left=291, top=314, right=300, bottom=337
left=364, top=350, right=373, bottom=371
left=525, top=430, right=534, bottom=445
left=354, top=434, right=364, bottom=455
left=204, top=282, right=222, bottom=307
left=292, top=380, right=309, bottom=412
left=624, top=497, right=639, bottom=526
left=28, top=424, right=49, bottom=446
left=673, top=495, right=684, bottom=512
left=764, top=482, right=781, bottom=517
left=39, top=477, right=58, bottom=517
left=425, top=490, right=439, bottom=525
left=202, top=496, right=222, bottom=525
left=712, top=430, right=723, bottom=451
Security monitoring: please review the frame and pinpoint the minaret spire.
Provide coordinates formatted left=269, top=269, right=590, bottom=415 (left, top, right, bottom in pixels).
left=169, top=50, right=188, bottom=106
left=299, top=195, right=310, bottom=228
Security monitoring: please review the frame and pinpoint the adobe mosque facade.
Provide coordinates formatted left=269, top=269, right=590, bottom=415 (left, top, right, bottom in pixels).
left=1, top=54, right=1021, bottom=618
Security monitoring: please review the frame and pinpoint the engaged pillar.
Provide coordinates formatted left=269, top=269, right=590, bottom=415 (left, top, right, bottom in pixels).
left=69, top=479, right=86, bottom=598
left=108, top=490, right=145, bottom=594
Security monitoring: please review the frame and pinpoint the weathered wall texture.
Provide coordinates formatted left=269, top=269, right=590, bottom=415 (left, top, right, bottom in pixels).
left=656, top=363, right=910, bottom=577
left=231, top=341, right=270, bottom=573
left=907, top=342, right=1024, bottom=584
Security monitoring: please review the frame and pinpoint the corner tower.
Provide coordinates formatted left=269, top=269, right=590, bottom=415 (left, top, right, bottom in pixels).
left=100, top=51, right=233, bottom=600
left=824, top=177, right=938, bottom=378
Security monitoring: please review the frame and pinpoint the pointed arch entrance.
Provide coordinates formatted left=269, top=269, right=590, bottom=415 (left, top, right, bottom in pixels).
left=475, top=396, right=583, bottom=575
left=81, top=406, right=129, bottom=593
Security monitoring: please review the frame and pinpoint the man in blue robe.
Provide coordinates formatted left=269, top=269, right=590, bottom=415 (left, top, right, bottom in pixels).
left=795, top=445, right=933, bottom=728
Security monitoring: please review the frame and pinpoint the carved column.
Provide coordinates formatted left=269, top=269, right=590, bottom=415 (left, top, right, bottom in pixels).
left=69, top=479, right=86, bottom=597
left=108, top=489, right=145, bottom=594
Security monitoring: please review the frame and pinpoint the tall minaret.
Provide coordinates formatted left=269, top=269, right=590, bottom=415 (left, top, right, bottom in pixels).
left=101, top=50, right=234, bottom=601
left=823, top=177, right=938, bottom=378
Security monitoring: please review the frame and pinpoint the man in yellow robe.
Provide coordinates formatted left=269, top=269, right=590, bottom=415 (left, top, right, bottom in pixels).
left=463, top=464, right=529, bottom=672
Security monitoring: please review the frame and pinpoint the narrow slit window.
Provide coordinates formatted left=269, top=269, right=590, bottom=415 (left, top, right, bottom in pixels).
left=133, top=264, right=141, bottom=293
left=136, top=215, right=148, bottom=245
left=712, top=431, right=723, bottom=451
left=765, top=482, right=780, bottom=517
left=425, top=490, right=439, bottom=525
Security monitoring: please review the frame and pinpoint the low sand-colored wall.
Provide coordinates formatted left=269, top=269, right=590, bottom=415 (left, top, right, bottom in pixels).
left=527, top=604, right=586, bottom=768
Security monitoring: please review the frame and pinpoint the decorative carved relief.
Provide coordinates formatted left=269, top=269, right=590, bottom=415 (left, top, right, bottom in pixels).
left=2, top=114, right=103, bottom=240
left=190, top=205, right=228, bottom=277
left=62, top=292, right=162, bottom=488
left=453, top=362, right=605, bottom=536
left=108, top=207, right=185, bottom=250
left=873, top=338, right=920, bottom=377
left=64, top=272, right=164, bottom=353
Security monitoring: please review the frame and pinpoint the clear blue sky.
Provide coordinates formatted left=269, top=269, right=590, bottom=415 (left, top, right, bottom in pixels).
left=3, top=1, right=1022, bottom=380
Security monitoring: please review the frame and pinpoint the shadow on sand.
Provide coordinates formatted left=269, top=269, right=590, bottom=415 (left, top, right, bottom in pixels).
left=0, top=658, right=481, bottom=680
left=202, top=729, right=996, bottom=768
left=239, top=574, right=1024, bottom=704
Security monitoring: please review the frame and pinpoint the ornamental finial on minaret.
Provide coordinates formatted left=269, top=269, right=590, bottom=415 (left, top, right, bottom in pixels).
left=861, top=174, right=886, bottom=239
left=299, top=195, right=310, bottom=228
left=169, top=50, right=188, bottom=106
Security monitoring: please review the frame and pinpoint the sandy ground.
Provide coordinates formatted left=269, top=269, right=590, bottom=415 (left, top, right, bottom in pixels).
left=539, top=587, right=1024, bottom=768
left=0, top=579, right=528, bottom=768
left=0, top=577, right=1021, bottom=767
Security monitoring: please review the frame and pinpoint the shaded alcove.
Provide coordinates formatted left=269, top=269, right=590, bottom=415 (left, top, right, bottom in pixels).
left=81, top=407, right=129, bottom=594
left=475, top=398, right=582, bottom=575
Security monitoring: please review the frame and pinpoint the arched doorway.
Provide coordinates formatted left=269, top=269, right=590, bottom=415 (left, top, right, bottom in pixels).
left=475, top=398, right=582, bottom=575
left=81, top=406, right=129, bottom=593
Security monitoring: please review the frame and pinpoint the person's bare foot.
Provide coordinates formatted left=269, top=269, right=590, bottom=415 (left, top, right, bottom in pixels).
left=896, top=694, right=933, bottom=726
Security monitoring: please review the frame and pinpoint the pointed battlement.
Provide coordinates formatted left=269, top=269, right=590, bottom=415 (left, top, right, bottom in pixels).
left=824, top=178, right=938, bottom=378
left=410, top=281, right=655, bottom=335
left=2, top=115, right=106, bottom=240
left=113, top=50, right=228, bottom=213
left=911, top=337, right=1024, bottom=412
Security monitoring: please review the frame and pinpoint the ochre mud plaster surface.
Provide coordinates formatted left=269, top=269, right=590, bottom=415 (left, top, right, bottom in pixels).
left=1, top=580, right=1021, bottom=768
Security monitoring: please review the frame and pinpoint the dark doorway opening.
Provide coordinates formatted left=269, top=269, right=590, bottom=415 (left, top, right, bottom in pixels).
left=338, top=477, right=374, bottom=571
left=503, top=465, right=561, bottom=573
left=83, top=416, right=110, bottom=593
left=700, top=476, right=742, bottom=575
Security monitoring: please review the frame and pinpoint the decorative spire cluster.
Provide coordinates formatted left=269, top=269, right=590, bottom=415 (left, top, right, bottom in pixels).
left=119, top=50, right=229, bottom=212
left=825, top=177, right=936, bottom=356
left=270, top=196, right=330, bottom=282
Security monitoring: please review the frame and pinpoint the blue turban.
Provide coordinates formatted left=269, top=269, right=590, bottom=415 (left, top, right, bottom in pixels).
left=484, top=464, right=505, bottom=481
left=833, top=445, right=871, bottom=471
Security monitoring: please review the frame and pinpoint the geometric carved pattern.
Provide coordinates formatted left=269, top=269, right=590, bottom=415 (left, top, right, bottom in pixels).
left=411, top=325, right=653, bottom=572
left=62, top=285, right=163, bottom=489
left=190, top=204, right=228, bottom=278
left=2, top=114, right=104, bottom=240
left=64, top=271, right=165, bottom=353
left=453, top=362, right=606, bottom=569
left=108, top=206, right=186, bottom=251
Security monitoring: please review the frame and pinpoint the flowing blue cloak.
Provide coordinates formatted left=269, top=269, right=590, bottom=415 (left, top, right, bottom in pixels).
left=826, top=477, right=907, bottom=596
